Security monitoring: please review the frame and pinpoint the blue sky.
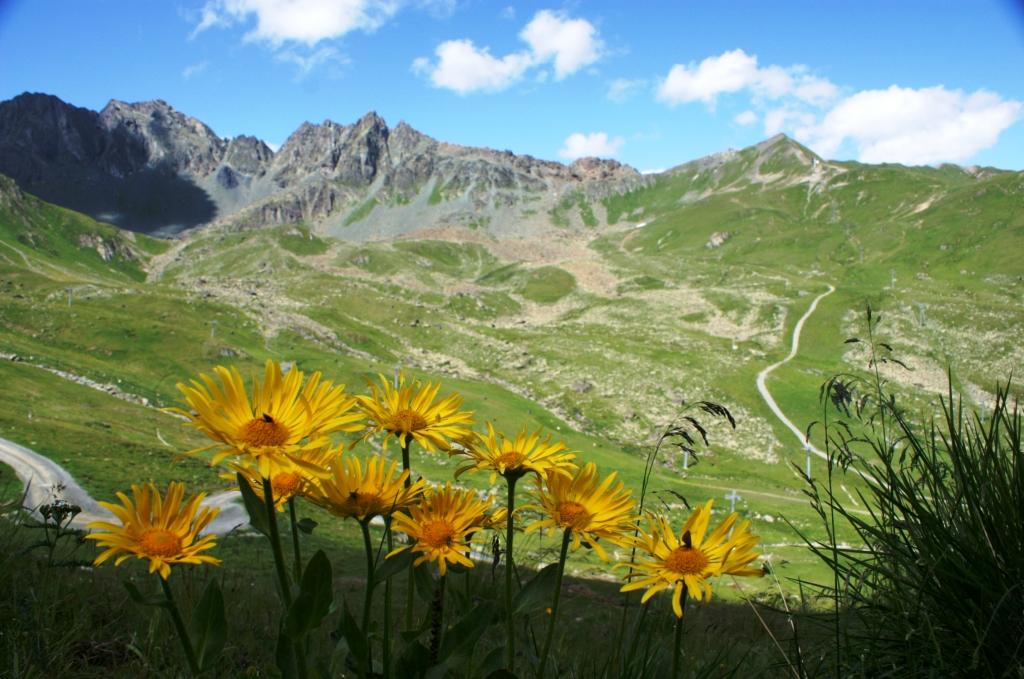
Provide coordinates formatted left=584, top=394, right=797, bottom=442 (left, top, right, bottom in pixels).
left=2, top=0, right=1023, bottom=170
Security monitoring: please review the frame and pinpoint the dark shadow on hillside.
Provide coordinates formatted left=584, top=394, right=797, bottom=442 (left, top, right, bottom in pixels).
left=5, top=167, right=217, bottom=236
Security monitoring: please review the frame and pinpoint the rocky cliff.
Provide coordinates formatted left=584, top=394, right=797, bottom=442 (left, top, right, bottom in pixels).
left=0, top=92, right=646, bottom=238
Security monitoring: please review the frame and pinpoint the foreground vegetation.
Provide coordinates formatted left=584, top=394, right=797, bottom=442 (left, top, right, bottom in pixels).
left=2, top=349, right=1020, bottom=677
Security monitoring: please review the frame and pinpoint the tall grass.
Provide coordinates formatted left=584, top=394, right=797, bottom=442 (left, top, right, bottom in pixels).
left=798, top=307, right=1024, bottom=677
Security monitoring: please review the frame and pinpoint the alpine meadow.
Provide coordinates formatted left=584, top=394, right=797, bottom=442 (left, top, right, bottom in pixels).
left=1, top=2, right=1023, bottom=677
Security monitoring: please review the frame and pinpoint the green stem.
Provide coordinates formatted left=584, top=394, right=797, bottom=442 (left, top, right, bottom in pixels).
left=383, top=519, right=393, bottom=679
left=160, top=577, right=200, bottom=677
left=360, top=520, right=376, bottom=675
left=401, top=439, right=415, bottom=630
left=671, top=601, right=687, bottom=679
left=360, top=520, right=376, bottom=637
left=537, top=529, right=572, bottom=679
left=262, top=478, right=307, bottom=679
left=504, top=475, right=519, bottom=672
left=288, top=497, right=303, bottom=583
left=428, top=573, right=447, bottom=665
left=262, top=478, right=294, bottom=608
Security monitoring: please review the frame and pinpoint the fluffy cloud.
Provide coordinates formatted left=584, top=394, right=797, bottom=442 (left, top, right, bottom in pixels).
left=733, top=109, right=757, bottom=126
left=797, top=85, right=1023, bottom=165
left=656, top=49, right=837, bottom=108
left=415, top=9, right=602, bottom=94
left=193, top=0, right=399, bottom=46
left=559, top=132, right=624, bottom=160
left=413, top=41, right=533, bottom=94
left=519, top=10, right=602, bottom=80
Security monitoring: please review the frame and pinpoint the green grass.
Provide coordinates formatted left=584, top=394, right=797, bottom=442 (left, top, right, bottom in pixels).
left=278, top=225, right=330, bottom=256
left=520, top=266, right=576, bottom=304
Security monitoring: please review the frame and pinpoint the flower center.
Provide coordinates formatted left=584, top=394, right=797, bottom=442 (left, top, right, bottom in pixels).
left=272, top=472, right=301, bottom=496
left=664, top=546, right=709, bottom=575
left=388, top=409, right=428, bottom=434
left=139, top=529, right=183, bottom=558
left=420, top=519, right=456, bottom=549
left=347, top=491, right=382, bottom=517
left=496, top=451, right=524, bottom=470
left=555, top=501, right=591, bottom=530
left=239, top=414, right=290, bottom=448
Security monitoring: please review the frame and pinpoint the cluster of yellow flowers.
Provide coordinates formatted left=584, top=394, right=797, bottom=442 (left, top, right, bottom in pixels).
left=86, top=360, right=762, bottom=622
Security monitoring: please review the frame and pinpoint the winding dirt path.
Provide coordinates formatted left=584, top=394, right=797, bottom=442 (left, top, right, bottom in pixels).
left=756, top=285, right=835, bottom=462
left=0, top=436, right=248, bottom=534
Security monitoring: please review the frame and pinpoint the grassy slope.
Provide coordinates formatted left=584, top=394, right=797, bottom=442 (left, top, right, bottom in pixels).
left=2, top=147, right=1021, bottom=594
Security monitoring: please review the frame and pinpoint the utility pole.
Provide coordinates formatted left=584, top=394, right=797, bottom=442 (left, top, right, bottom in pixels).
left=805, top=443, right=813, bottom=480
left=67, top=288, right=72, bottom=307
left=394, top=365, right=401, bottom=389
left=209, top=320, right=218, bottom=338
left=682, top=449, right=690, bottom=470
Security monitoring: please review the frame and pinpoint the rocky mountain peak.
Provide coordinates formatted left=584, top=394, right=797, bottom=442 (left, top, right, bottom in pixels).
left=98, top=98, right=225, bottom=176
left=0, top=94, right=650, bottom=238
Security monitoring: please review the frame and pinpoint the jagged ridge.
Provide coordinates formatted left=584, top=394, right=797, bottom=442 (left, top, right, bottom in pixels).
left=0, top=92, right=645, bottom=237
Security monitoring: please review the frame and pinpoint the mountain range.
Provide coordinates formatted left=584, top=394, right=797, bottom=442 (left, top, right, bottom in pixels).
left=0, top=92, right=644, bottom=238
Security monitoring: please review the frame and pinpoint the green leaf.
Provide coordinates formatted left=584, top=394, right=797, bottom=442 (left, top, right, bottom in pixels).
left=438, top=601, right=496, bottom=662
left=511, top=563, right=559, bottom=617
left=122, top=580, right=167, bottom=608
left=297, top=517, right=318, bottom=535
left=235, top=472, right=269, bottom=537
left=190, top=579, right=227, bottom=671
left=413, top=563, right=437, bottom=603
left=394, top=640, right=431, bottom=677
left=286, top=550, right=334, bottom=639
left=335, top=600, right=369, bottom=673
left=475, top=647, right=506, bottom=677
left=373, top=549, right=415, bottom=585
left=275, top=627, right=298, bottom=679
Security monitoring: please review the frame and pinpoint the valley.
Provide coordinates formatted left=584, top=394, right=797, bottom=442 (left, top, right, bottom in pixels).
left=1, top=97, right=1022, bottom=596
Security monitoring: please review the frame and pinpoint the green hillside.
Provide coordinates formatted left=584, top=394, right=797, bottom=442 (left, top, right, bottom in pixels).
left=2, top=137, right=1022, bottom=594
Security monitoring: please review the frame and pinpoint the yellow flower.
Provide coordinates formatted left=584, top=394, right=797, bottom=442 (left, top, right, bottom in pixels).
left=455, top=423, right=577, bottom=483
left=170, top=360, right=363, bottom=479
left=228, top=445, right=342, bottom=511
left=305, top=454, right=427, bottom=522
left=621, top=501, right=763, bottom=618
left=389, top=483, right=492, bottom=575
left=86, top=482, right=220, bottom=580
left=526, top=462, right=636, bottom=561
left=358, top=372, right=473, bottom=453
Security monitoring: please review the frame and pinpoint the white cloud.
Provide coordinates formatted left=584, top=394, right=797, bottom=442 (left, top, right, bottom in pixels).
left=733, top=109, right=757, bottom=126
left=182, top=60, right=209, bottom=79
left=192, top=0, right=400, bottom=46
left=519, top=10, right=602, bottom=80
left=656, top=49, right=837, bottom=108
left=607, top=78, right=646, bottom=103
left=798, top=85, right=1022, bottom=165
left=559, top=132, right=624, bottom=160
left=415, top=9, right=602, bottom=94
left=763, top=107, right=815, bottom=136
left=414, top=40, right=533, bottom=94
